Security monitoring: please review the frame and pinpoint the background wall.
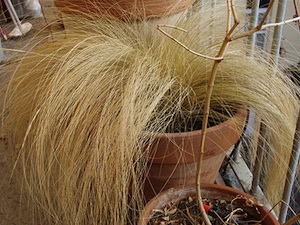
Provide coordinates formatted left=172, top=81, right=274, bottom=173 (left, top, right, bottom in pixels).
left=281, top=0, right=300, bottom=66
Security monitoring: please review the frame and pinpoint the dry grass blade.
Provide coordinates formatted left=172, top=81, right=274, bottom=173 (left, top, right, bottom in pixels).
left=0, top=2, right=299, bottom=225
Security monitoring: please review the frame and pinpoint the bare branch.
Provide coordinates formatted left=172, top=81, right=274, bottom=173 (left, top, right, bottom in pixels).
left=293, top=0, right=300, bottom=30
left=256, top=0, right=275, bottom=30
left=226, top=0, right=232, bottom=33
left=261, top=16, right=300, bottom=29
left=195, top=1, right=241, bottom=225
left=231, top=0, right=275, bottom=41
left=282, top=213, right=300, bottom=225
left=226, top=0, right=240, bottom=36
left=157, top=24, right=223, bottom=61
left=157, top=24, right=188, bottom=33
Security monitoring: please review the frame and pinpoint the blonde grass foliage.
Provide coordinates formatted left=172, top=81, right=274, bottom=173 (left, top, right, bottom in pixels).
left=1, top=4, right=299, bottom=225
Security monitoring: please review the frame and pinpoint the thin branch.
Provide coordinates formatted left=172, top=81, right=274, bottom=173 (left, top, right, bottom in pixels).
left=231, top=0, right=275, bottom=41
left=227, top=0, right=240, bottom=36
left=254, top=200, right=282, bottom=225
left=282, top=213, right=300, bottom=225
left=157, top=24, right=188, bottom=33
left=256, top=0, right=275, bottom=30
left=232, top=12, right=300, bottom=41
left=230, top=0, right=239, bottom=26
left=157, top=25, right=223, bottom=61
left=226, top=0, right=232, bottom=33
left=195, top=1, right=240, bottom=224
left=293, top=0, right=300, bottom=30
left=261, top=16, right=300, bottom=30
left=246, top=14, right=300, bottom=42
left=195, top=62, right=220, bottom=225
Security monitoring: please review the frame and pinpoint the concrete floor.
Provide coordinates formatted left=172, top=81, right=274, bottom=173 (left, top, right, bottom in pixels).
left=1, top=0, right=63, bottom=61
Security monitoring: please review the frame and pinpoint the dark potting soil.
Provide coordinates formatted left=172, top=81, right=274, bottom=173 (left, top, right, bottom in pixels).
left=165, top=116, right=224, bottom=133
left=148, top=196, right=263, bottom=225
left=164, top=108, right=237, bottom=133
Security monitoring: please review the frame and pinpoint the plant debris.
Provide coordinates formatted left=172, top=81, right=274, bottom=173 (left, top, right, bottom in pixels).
left=148, top=195, right=263, bottom=225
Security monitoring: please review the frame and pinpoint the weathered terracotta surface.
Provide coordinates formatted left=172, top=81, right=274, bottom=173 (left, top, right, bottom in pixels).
left=139, top=183, right=280, bottom=225
left=54, top=0, right=195, bottom=20
left=144, top=108, right=247, bottom=199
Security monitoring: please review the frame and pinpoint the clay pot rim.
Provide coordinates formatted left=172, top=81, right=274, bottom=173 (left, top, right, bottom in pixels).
left=54, top=0, right=196, bottom=20
left=138, top=183, right=279, bottom=225
left=148, top=107, right=247, bottom=138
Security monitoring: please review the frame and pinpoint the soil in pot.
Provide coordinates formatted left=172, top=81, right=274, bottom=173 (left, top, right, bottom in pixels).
left=139, top=184, right=279, bottom=225
left=148, top=196, right=265, bottom=224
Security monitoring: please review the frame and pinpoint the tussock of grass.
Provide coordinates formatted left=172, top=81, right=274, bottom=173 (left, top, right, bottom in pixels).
left=1, top=4, right=299, bottom=225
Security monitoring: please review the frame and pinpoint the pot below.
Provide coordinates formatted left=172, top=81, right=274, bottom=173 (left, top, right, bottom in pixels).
left=139, top=183, right=279, bottom=225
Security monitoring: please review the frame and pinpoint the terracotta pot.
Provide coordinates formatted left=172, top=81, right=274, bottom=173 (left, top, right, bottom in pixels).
left=54, top=0, right=195, bottom=20
left=143, top=108, right=247, bottom=200
left=138, top=183, right=279, bottom=225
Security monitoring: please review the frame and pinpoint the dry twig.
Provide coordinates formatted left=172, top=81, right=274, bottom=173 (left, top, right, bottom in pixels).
left=293, top=0, right=300, bottom=30
left=282, top=213, right=300, bottom=225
